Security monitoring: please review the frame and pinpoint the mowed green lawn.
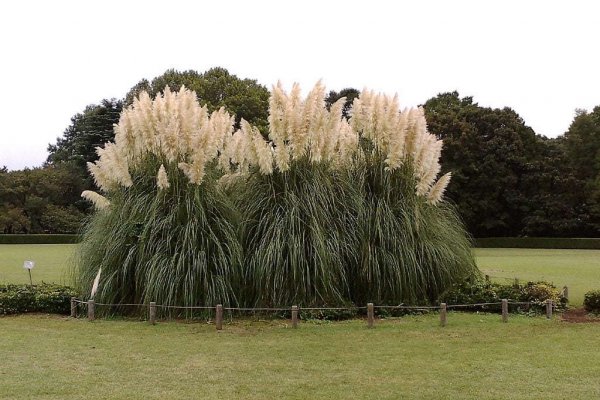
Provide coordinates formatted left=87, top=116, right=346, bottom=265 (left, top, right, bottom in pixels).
left=0, top=244, right=76, bottom=285
left=2, top=245, right=600, bottom=399
left=474, top=248, right=600, bottom=305
left=1, top=313, right=600, bottom=400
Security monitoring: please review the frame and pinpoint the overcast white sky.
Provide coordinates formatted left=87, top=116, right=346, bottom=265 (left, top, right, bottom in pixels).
left=1, top=0, right=599, bottom=170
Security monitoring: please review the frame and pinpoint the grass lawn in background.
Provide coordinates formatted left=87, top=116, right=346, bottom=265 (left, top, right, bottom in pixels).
left=474, top=248, right=600, bottom=306
left=0, top=244, right=76, bottom=285
left=1, top=313, right=599, bottom=400
left=0, top=244, right=600, bottom=305
left=1, top=245, right=599, bottom=305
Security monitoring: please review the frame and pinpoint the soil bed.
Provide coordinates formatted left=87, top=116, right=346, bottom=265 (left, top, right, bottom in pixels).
left=561, top=307, right=600, bottom=323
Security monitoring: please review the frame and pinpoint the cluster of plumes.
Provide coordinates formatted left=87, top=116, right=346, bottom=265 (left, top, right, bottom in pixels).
left=219, top=119, right=273, bottom=176
left=84, top=82, right=451, bottom=206
left=259, top=82, right=451, bottom=204
left=267, top=81, right=358, bottom=169
left=87, top=86, right=235, bottom=193
left=349, top=89, right=451, bottom=204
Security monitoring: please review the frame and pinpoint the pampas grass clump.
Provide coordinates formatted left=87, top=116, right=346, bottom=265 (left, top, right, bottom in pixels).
left=73, top=87, right=242, bottom=311
left=74, top=81, right=478, bottom=312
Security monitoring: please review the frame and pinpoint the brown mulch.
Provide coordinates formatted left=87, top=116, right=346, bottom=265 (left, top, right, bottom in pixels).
left=561, top=307, right=600, bottom=323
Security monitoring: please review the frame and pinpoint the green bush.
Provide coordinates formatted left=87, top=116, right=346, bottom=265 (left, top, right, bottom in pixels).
left=0, top=284, right=78, bottom=315
left=475, top=237, right=600, bottom=249
left=583, top=290, right=600, bottom=313
left=439, top=279, right=567, bottom=312
left=0, top=234, right=80, bottom=244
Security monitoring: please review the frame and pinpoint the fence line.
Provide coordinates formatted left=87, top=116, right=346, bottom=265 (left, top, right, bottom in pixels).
left=225, top=307, right=290, bottom=311
left=70, top=296, right=557, bottom=329
left=447, top=302, right=503, bottom=308
left=70, top=299, right=555, bottom=312
left=157, top=305, right=214, bottom=310
left=375, top=305, right=440, bottom=310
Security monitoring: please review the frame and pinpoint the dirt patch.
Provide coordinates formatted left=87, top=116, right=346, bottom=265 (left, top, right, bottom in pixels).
left=561, top=308, right=600, bottom=323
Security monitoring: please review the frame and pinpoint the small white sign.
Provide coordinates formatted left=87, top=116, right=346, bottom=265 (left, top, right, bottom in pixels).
left=23, top=260, right=35, bottom=270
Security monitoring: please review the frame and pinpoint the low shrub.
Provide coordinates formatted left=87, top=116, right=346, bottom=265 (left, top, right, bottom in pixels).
left=583, top=290, right=600, bottom=313
left=439, top=279, right=567, bottom=312
left=0, top=284, right=78, bottom=315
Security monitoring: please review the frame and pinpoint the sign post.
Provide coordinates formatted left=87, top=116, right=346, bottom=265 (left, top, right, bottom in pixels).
left=23, top=260, right=34, bottom=286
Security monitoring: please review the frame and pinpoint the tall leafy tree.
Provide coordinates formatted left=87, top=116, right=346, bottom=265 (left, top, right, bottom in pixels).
left=47, top=99, right=123, bottom=175
left=424, top=92, right=543, bottom=237
left=125, top=67, right=270, bottom=133
left=520, top=137, right=592, bottom=236
left=562, top=107, right=600, bottom=233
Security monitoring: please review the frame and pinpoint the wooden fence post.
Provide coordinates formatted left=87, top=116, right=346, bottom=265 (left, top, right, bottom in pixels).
left=70, top=297, right=77, bottom=318
left=367, top=303, right=374, bottom=329
left=149, top=302, right=156, bottom=325
left=88, top=300, right=95, bottom=321
left=216, top=304, right=223, bottom=330
left=501, top=299, right=508, bottom=323
left=440, top=303, right=447, bottom=327
left=546, top=300, right=553, bottom=319
left=563, top=286, right=569, bottom=303
left=291, top=305, right=298, bottom=329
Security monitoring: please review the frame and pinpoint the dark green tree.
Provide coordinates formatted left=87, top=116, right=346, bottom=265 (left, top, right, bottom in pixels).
left=47, top=99, right=123, bottom=177
left=125, top=67, right=270, bottom=133
left=325, top=88, right=360, bottom=119
left=424, top=92, right=544, bottom=237
left=561, top=107, right=600, bottom=233
left=520, top=137, right=592, bottom=236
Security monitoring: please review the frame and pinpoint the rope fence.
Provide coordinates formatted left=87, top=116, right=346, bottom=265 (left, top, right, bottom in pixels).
left=70, top=294, right=560, bottom=329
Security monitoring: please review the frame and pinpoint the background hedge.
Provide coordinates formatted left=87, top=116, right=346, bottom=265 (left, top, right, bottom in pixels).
left=474, top=237, right=600, bottom=249
left=2, top=235, right=599, bottom=249
left=0, top=234, right=80, bottom=244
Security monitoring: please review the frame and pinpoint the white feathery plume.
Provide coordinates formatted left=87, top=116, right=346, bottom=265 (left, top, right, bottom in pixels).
left=384, top=108, right=409, bottom=170
left=268, top=81, right=286, bottom=141
left=427, top=172, right=452, bottom=205
left=285, top=83, right=303, bottom=147
left=251, top=128, right=274, bottom=175
left=81, top=190, right=111, bottom=210
left=157, top=164, right=170, bottom=190
left=335, top=121, right=359, bottom=167
left=349, top=88, right=373, bottom=138
left=90, top=267, right=102, bottom=300
left=297, top=80, right=325, bottom=159
left=268, top=82, right=291, bottom=171
left=402, top=108, right=420, bottom=160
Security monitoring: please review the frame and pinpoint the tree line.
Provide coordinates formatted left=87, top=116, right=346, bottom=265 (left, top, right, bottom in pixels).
left=1, top=67, right=599, bottom=237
